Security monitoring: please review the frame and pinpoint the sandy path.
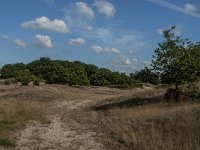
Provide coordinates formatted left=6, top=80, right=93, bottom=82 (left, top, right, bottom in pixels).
left=16, top=115, right=105, bottom=150
left=15, top=85, right=163, bottom=150
left=16, top=87, right=107, bottom=150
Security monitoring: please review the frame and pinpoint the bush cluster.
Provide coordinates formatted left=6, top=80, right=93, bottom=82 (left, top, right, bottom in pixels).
left=0, top=57, right=147, bottom=88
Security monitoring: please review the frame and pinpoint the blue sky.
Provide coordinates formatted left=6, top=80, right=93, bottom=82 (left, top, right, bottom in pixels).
left=0, top=0, right=200, bottom=73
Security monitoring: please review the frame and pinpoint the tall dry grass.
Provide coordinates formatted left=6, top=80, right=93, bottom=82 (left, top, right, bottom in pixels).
left=0, top=85, right=50, bottom=148
left=88, top=102, right=200, bottom=150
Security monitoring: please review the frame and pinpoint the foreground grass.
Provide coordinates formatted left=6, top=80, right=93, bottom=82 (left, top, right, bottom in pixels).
left=98, top=103, right=200, bottom=150
left=71, top=89, right=200, bottom=150
left=0, top=86, right=50, bottom=148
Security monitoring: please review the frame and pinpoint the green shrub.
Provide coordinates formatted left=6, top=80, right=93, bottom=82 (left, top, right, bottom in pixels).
left=32, top=75, right=40, bottom=86
left=187, top=86, right=200, bottom=100
left=15, top=69, right=32, bottom=85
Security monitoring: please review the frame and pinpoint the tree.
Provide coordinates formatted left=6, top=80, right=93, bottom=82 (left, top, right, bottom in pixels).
left=131, top=67, right=160, bottom=85
left=0, top=63, right=26, bottom=78
left=152, top=26, right=196, bottom=90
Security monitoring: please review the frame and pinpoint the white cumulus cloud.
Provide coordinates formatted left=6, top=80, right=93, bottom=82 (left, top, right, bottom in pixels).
left=76, top=2, right=95, bottom=19
left=90, top=45, right=103, bottom=53
left=69, top=38, right=85, bottom=46
left=21, top=16, right=69, bottom=33
left=90, top=45, right=120, bottom=54
left=93, top=0, right=116, bottom=17
left=14, top=39, right=27, bottom=48
left=124, top=58, right=132, bottom=65
left=123, top=58, right=138, bottom=65
left=104, top=47, right=120, bottom=54
left=35, top=34, right=52, bottom=48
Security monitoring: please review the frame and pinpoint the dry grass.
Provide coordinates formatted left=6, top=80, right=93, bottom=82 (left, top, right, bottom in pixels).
left=0, top=85, right=51, bottom=148
left=82, top=94, right=200, bottom=150
left=0, top=84, right=200, bottom=149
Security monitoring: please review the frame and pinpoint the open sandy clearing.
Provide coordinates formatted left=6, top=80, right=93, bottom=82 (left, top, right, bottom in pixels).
left=0, top=84, right=165, bottom=150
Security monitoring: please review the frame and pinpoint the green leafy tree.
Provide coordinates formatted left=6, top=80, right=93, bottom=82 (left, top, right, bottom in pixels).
left=131, top=67, right=160, bottom=85
left=152, top=26, right=197, bottom=90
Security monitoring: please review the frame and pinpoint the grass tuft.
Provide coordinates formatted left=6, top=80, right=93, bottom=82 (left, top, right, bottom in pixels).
left=0, top=138, right=16, bottom=148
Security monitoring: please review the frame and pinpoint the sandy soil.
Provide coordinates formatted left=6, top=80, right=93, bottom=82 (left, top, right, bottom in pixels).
left=0, top=84, right=163, bottom=150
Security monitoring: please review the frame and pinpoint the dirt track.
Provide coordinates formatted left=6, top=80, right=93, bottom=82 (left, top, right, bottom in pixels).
left=0, top=84, right=165, bottom=150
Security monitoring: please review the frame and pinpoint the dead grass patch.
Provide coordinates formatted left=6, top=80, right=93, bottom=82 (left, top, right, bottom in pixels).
left=0, top=85, right=51, bottom=148
left=73, top=89, right=200, bottom=150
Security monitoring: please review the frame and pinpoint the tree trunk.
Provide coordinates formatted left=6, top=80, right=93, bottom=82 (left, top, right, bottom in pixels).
left=175, top=83, right=179, bottom=90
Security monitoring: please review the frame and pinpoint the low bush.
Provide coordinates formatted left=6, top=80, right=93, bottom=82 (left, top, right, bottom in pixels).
left=15, top=69, right=32, bottom=85
left=186, top=86, right=200, bottom=100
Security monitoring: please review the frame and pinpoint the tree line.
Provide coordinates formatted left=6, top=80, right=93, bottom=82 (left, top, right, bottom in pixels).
left=0, top=57, right=159, bottom=88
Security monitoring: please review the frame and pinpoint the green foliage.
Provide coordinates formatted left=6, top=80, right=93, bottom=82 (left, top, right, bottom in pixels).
left=32, top=75, right=40, bottom=86
left=152, top=26, right=200, bottom=89
left=68, top=67, right=90, bottom=86
left=0, top=63, right=26, bottom=79
left=131, top=67, right=160, bottom=85
left=1, top=57, right=144, bottom=88
left=186, top=86, right=200, bottom=100
left=90, top=68, right=112, bottom=86
left=84, top=64, right=99, bottom=76
left=15, top=69, right=32, bottom=85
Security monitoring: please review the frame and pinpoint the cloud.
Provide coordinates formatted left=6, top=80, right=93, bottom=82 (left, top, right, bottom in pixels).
left=111, top=56, right=140, bottom=73
left=44, top=0, right=54, bottom=4
left=82, top=25, right=93, bottom=31
left=147, top=0, right=200, bottom=18
left=123, top=58, right=139, bottom=65
left=93, top=0, right=116, bottom=17
left=184, top=3, right=197, bottom=13
left=69, top=38, right=85, bottom=46
left=143, top=60, right=151, bottom=65
left=75, top=2, right=95, bottom=19
left=35, top=34, right=53, bottom=48
left=90, top=45, right=120, bottom=54
left=14, top=39, right=27, bottom=48
left=2, top=34, right=27, bottom=48
left=129, top=49, right=133, bottom=54
left=90, top=45, right=103, bottom=53
left=124, top=58, right=132, bottom=65
left=2, top=34, right=10, bottom=40
left=95, top=27, right=113, bottom=39
left=63, top=3, right=94, bottom=32
left=21, top=16, right=69, bottom=33
left=157, top=28, right=163, bottom=35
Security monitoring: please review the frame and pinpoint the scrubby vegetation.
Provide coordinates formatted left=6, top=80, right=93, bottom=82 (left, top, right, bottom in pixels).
left=0, top=57, right=145, bottom=88
left=130, top=67, right=160, bottom=85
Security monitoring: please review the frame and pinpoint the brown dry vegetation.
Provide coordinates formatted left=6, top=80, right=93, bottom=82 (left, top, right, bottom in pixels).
left=0, top=84, right=200, bottom=150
